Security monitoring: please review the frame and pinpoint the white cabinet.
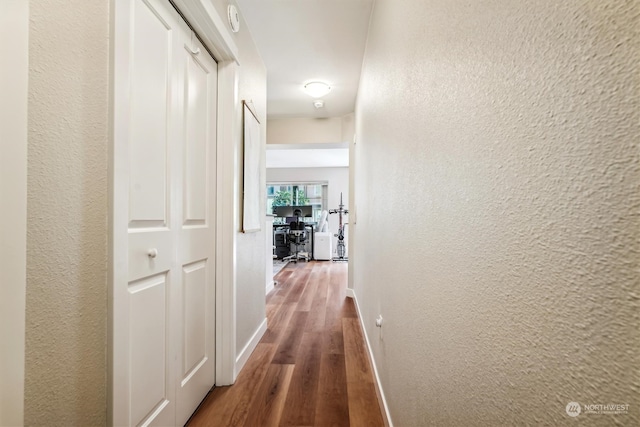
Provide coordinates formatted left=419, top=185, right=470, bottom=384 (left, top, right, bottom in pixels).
left=314, top=232, right=333, bottom=260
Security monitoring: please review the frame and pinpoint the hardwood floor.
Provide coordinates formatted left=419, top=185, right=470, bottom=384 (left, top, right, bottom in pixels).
left=188, top=261, right=385, bottom=427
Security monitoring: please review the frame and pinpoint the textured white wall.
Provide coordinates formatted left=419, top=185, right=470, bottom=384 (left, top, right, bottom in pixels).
left=0, top=2, right=29, bottom=425
left=24, top=0, right=109, bottom=425
left=341, top=113, right=355, bottom=144
left=353, top=1, right=639, bottom=426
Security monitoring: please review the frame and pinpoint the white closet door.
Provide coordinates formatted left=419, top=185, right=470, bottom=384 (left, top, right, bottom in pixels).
left=112, top=0, right=217, bottom=425
left=174, top=33, right=217, bottom=426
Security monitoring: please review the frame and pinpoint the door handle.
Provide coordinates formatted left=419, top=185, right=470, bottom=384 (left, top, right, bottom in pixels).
left=147, top=248, right=158, bottom=258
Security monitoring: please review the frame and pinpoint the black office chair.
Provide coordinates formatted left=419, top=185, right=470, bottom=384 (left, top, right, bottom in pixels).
left=283, top=220, right=309, bottom=263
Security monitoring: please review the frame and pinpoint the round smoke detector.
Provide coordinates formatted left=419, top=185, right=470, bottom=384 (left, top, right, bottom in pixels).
left=228, top=5, right=240, bottom=33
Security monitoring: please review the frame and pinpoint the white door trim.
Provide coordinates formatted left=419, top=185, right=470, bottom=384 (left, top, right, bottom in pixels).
left=171, top=0, right=239, bottom=63
left=215, top=60, right=239, bottom=385
left=0, top=2, right=29, bottom=425
left=108, top=2, right=130, bottom=423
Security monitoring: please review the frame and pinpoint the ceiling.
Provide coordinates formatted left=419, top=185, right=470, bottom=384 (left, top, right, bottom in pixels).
left=235, top=0, right=374, bottom=120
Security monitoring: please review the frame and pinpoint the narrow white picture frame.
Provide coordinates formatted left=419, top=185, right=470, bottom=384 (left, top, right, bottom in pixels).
left=242, top=100, right=261, bottom=232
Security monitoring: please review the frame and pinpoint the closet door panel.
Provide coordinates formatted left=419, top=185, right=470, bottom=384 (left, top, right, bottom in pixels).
left=129, top=0, right=170, bottom=225
left=115, top=1, right=188, bottom=426
left=176, top=36, right=218, bottom=425
left=183, top=52, right=209, bottom=225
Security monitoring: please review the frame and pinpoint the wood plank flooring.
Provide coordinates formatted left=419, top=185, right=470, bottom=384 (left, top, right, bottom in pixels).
left=188, top=261, right=385, bottom=427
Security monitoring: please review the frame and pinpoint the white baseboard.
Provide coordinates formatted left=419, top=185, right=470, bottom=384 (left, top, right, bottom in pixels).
left=235, top=317, right=267, bottom=376
left=346, top=287, right=355, bottom=299
left=266, top=280, right=275, bottom=295
left=350, top=290, right=394, bottom=427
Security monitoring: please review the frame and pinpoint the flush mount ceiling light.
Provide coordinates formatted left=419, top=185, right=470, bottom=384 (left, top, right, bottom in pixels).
left=303, top=81, right=331, bottom=98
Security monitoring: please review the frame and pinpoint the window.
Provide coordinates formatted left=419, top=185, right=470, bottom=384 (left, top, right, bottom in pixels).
left=267, top=182, right=328, bottom=223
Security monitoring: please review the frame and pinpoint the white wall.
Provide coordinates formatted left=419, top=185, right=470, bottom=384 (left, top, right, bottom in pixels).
left=233, top=28, right=268, bottom=359
left=24, top=0, right=109, bottom=424
left=267, top=167, right=349, bottom=256
left=0, top=2, right=29, bottom=425
left=208, top=0, right=268, bottom=362
left=268, top=113, right=354, bottom=145
left=353, top=1, right=639, bottom=426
